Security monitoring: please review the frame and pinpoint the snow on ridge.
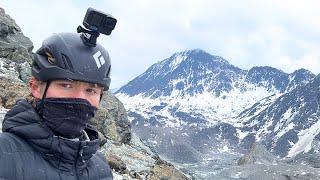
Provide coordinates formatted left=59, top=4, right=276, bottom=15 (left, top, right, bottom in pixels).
left=236, top=129, right=249, bottom=140
left=169, top=53, right=187, bottom=70
left=275, top=122, right=295, bottom=139
left=287, top=118, right=320, bottom=157
left=218, top=145, right=230, bottom=153
left=116, top=84, right=277, bottom=128
left=273, top=108, right=297, bottom=137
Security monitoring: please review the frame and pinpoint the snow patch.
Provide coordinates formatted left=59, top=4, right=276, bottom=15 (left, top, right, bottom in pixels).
left=287, top=118, right=320, bottom=157
left=169, top=53, right=186, bottom=70
left=218, top=145, right=230, bottom=153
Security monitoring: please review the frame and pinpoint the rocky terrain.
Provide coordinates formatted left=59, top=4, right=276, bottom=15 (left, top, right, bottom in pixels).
left=209, top=143, right=320, bottom=180
left=0, top=7, right=189, bottom=180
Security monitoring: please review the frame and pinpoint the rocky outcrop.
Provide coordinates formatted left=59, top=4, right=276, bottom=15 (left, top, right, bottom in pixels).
left=91, top=91, right=132, bottom=145
left=104, top=133, right=190, bottom=179
left=0, top=7, right=189, bottom=180
left=0, top=8, right=33, bottom=83
left=238, top=143, right=279, bottom=165
left=0, top=8, right=33, bottom=62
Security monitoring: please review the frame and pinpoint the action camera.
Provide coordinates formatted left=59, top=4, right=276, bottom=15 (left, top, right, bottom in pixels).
left=77, top=7, right=117, bottom=47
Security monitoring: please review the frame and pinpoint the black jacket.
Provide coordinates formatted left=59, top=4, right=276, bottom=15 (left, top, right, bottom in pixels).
left=0, top=99, right=113, bottom=180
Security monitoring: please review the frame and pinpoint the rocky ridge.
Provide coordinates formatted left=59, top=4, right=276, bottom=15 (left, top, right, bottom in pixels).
left=0, top=7, right=189, bottom=180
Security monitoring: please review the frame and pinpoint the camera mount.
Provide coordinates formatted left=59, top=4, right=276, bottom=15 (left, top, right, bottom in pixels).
left=77, top=8, right=117, bottom=47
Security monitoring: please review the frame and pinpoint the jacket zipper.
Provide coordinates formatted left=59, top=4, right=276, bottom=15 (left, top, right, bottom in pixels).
left=75, top=143, right=84, bottom=180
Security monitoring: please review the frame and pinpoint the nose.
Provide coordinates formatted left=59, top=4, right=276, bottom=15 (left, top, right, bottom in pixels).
left=73, top=84, right=88, bottom=99
left=71, top=86, right=95, bottom=106
left=72, top=87, right=88, bottom=100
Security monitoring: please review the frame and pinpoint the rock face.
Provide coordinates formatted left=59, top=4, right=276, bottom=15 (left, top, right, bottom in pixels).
left=0, top=8, right=33, bottom=63
left=92, top=91, right=132, bottom=145
left=239, top=73, right=320, bottom=157
left=0, top=8, right=33, bottom=83
left=237, top=143, right=278, bottom=165
left=0, top=7, right=189, bottom=180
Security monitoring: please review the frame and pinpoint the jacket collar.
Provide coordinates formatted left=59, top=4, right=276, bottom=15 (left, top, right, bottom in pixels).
left=2, top=99, right=101, bottom=171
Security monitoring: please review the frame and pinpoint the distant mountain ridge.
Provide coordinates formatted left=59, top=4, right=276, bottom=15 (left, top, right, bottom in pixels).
left=115, top=49, right=318, bottom=178
left=239, top=73, right=320, bottom=157
left=117, top=49, right=242, bottom=97
left=117, top=49, right=314, bottom=98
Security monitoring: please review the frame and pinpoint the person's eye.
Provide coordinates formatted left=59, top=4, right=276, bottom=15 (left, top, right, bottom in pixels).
left=59, top=83, right=73, bottom=89
left=86, top=88, right=98, bottom=95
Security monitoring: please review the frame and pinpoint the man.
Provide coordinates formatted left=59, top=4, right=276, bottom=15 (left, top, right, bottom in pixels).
left=0, top=32, right=113, bottom=179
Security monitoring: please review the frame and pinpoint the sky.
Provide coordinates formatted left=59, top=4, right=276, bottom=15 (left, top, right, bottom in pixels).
left=2, top=0, right=320, bottom=89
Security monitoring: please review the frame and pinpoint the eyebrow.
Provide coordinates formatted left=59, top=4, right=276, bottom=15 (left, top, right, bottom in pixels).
left=88, top=83, right=102, bottom=88
left=57, top=80, right=102, bottom=88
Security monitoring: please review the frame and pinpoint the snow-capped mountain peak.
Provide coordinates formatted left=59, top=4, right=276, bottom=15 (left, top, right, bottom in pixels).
left=116, top=49, right=243, bottom=98
left=115, top=49, right=318, bottom=178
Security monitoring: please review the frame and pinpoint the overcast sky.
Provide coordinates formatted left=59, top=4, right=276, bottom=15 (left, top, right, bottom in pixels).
left=2, top=0, right=320, bottom=88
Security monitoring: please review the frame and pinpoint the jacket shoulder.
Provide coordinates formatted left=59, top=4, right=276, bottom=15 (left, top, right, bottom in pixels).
left=89, top=151, right=113, bottom=179
left=0, top=132, right=32, bottom=153
left=0, top=132, right=34, bottom=179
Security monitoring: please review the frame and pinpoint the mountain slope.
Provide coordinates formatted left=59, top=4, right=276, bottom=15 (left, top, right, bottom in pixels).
left=117, top=49, right=244, bottom=98
left=239, top=73, right=320, bottom=157
left=115, top=49, right=316, bottom=178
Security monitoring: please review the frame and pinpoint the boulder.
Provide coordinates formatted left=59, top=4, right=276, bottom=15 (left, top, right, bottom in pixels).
left=90, top=91, right=132, bottom=145
left=238, top=142, right=279, bottom=165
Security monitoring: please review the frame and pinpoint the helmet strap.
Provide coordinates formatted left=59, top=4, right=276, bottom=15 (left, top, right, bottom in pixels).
left=99, top=92, right=104, bottom=102
left=41, top=81, right=51, bottom=100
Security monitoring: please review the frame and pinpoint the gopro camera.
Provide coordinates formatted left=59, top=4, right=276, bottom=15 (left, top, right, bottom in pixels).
left=83, top=8, right=117, bottom=35
left=77, top=7, right=117, bottom=47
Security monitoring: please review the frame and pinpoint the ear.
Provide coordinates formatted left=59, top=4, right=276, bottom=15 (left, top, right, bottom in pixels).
left=29, top=77, right=44, bottom=99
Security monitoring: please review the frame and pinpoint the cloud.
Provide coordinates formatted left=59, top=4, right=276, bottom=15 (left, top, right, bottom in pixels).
left=279, top=55, right=320, bottom=74
left=2, top=0, right=320, bottom=88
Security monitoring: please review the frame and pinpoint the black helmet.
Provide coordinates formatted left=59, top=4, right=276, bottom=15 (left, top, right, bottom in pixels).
left=32, top=33, right=111, bottom=90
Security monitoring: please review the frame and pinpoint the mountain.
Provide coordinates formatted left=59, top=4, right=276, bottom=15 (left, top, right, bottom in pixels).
left=115, top=49, right=317, bottom=178
left=117, top=49, right=243, bottom=97
left=238, top=73, right=320, bottom=157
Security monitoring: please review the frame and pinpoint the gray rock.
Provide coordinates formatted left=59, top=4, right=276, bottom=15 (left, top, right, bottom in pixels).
left=238, top=143, right=278, bottom=165
left=0, top=58, right=31, bottom=83
left=0, top=8, right=33, bottom=64
left=102, top=133, right=190, bottom=180
left=0, top=76, right=29, bottom=109
left=93, top=91, right=131, bottom=145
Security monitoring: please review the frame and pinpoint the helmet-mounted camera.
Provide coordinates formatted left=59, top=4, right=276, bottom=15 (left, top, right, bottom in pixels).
left=77, top=7, right=117, bottom=47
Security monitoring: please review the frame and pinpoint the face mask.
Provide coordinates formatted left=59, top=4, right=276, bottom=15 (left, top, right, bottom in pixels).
left=36, top=98, right=97, bottom=139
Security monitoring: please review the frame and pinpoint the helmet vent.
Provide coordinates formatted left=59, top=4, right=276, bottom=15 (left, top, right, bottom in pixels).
left=45, top=52, right=56, bottom=64
left=61, top=54, right=74, bottom=72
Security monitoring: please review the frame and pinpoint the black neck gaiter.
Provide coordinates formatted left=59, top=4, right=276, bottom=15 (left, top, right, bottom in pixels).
left=36, top=98, right=97, bottom=139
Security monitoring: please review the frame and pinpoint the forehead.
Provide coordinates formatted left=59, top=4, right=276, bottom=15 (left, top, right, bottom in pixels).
left=53, top=79, right=103, bottom=88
